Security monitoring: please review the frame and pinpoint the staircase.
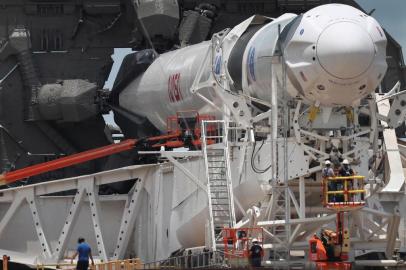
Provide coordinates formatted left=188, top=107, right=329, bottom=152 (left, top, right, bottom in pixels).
left=201, top=120, right=236, bottom=251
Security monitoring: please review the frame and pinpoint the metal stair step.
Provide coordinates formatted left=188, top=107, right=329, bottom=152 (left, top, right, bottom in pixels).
left=214, top=222, right=231, bottom=226
left=214, top=215, right=230, bottom=218
left=214, top=219, right=231, bottom=223
left=205, top=136, right=224, bottom=139
left=207, top=150, right=225, bottom=153
left=211, top=182, right=226, bottom=186
left=210, top=182, right=227, bottom=185
left=211, top=194, right=228, bottom=197
left=212, top=198, right=229, bottom=201
left=211, top=201, right=230, bottom=204
left=213, top=217, right=230, bottom=219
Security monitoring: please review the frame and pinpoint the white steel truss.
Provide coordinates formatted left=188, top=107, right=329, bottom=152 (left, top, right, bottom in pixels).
left=0, top=164, right=153, bottom=265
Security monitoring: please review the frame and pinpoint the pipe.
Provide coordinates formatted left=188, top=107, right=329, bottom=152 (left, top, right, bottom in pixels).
left=355, top=260, right=405, bottom=267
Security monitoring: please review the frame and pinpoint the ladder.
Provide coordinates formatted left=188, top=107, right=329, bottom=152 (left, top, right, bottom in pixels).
left=201, top=120, right=236, bottom=251
left=269, top=185, right=291, bottom=269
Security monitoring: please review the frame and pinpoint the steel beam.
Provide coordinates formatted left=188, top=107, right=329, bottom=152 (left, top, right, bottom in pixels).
left=164, top=154, right=207, bottom=193
left=113, top=180, right=145, bottom=259
left=54, top=188, right=85, bottom=261
left=26, top=189, right=52, bottom=258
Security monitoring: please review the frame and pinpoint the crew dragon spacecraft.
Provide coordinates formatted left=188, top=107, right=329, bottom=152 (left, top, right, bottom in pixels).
left=113, top=3, right=387, bottom=133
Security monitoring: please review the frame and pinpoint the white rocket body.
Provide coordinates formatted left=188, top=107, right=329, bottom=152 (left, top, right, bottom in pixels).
left=119, top=4, right=387, bottom=132
left=119, top=41, right=216, bottom=132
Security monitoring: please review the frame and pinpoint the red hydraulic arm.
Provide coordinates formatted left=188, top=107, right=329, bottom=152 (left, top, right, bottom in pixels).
left=0, top=139, right=137, bottom=186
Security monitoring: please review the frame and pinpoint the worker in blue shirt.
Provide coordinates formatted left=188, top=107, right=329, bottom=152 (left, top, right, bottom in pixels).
left=71, top=237, right=95, bottom=270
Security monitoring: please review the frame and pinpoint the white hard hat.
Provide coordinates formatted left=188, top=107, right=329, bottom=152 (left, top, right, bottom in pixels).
left=342, top=159, right=349, bottom=165
left=325, top=160, right=331, bottom=165
left=252, top=238, right=258, bottom=243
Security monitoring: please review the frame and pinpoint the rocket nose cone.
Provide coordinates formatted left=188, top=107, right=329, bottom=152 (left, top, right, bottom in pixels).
left=316, top=21, right=375, bottom=80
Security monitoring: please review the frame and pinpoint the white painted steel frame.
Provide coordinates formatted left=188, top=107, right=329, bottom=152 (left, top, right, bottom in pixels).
left=0, top=164, right=153, bottom=263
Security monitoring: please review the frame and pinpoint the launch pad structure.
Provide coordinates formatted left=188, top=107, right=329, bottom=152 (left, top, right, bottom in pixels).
left=1, top=9, right=406, bottom=269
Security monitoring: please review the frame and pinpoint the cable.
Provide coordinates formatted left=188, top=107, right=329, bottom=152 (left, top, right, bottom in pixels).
left=251, top=140, right=273, bottom=174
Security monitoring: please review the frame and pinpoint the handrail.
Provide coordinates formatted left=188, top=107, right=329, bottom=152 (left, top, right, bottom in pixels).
left=36, top=251, right=235, bottom=270
left=325, top=176, right=365, bottom=180
left=325, top=189, right=365, bottom=195
left=322, top=175, right=366, bottom=208
left=36, top=263, right=75, bottom=270
left=36, top=258, right=142, bottom=270
left=142, top=250, right=232, bottom=269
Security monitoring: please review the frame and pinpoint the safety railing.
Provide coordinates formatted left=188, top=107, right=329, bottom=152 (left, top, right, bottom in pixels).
left=143, top=250, right=229, bottom=269
left=36, top=252, right=230, bottom=270
left=322, top=175, right=366, bottom=209
left=36, top=259, right=142, bottom=270
left=36, top=263, right=76, bottom=270
left=35, top=251, right=236, bottom=270
left=222, top=227, right=264, bottom=259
